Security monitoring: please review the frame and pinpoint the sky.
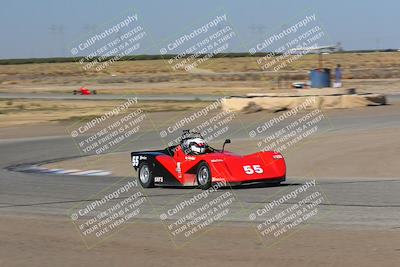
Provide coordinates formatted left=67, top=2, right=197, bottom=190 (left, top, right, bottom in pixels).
left=0, top=0, right=399, bottom=59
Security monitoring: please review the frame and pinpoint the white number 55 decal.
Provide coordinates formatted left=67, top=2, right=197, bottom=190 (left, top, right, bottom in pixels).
left=132, top=156, right=140, bottom=167
left=243, top=165, right=264, bottom=174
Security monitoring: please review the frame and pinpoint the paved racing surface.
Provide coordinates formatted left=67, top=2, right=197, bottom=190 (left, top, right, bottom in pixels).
left=1, top=103, right=400, bottom=266
left=1, top=106, right=399, bottom=230
left=1, top=92, right=400, bottom=102
left=0, top=92, right=219, bottom=101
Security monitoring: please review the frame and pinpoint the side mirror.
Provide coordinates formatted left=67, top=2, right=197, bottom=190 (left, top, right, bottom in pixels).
left=222, top=139, right=231, bottom=152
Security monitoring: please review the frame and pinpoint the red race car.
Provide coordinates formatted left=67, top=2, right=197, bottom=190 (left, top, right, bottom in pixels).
left=131, top=130, right=286, bottom=189
left=73, top=87, right=97, bottom=95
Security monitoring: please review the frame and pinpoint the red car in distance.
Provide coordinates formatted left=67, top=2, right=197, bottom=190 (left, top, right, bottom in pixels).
left=73, top=87, right=97, bottom=95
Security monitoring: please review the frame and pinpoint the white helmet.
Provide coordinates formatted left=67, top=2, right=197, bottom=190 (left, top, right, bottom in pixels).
left=184, top=137, right=206, bottom=155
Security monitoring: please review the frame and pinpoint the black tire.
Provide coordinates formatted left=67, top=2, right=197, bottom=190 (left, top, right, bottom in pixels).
left=138, top=162, right=154, bottom=188
left=73, top=90, right=77, bottom=95
left=92, top=90, right=97, bottom=95
left=196, top=162, right=212, bottom=190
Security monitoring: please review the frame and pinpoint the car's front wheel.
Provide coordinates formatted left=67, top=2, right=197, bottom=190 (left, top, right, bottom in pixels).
left=138, top=162, right=154, bottom=188
left=196, top=162, right=212, bottom=190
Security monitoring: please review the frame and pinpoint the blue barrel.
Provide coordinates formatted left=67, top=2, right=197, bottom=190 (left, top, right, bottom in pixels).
left=310, top=68, right=331, bottom=88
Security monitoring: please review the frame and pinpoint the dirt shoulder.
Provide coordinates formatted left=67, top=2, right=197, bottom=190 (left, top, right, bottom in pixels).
left=0, top=215, right=398, bottom=267
left=0, top=99, right=211, bottom=127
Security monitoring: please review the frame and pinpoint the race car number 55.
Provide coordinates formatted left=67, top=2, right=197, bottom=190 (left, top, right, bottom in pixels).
left=243, top=165, right=263, bottom=174
left=132, top=156, right=139, bottom=166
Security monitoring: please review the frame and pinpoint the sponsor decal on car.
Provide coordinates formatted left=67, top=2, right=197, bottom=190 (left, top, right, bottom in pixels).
left=154, top=176, right=164, bottom=183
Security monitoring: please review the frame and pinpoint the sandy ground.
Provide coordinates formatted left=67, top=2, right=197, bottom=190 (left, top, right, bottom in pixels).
left=0, top=215, right=399, bottom=267
left=0, top=99, right=213, bottom=127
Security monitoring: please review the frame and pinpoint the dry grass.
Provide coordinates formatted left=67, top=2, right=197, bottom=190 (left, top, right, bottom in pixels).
left=0, top=52, right=399, bottom=127
left=1, top=52, right=400, bottom=76
left=0, top=99, right=210, bottom=127
left=1, top=52, right=400, bottom=86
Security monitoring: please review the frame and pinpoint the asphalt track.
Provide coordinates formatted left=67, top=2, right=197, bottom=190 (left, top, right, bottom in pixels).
left=0, top=93, right=219, bottom=101
left=1, top=92, right=399, bottom=102
left=0, top=106, right=399, bottom=230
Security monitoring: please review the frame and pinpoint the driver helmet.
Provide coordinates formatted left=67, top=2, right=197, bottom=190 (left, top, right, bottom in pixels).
left=183, top=137, right=206, bottom=155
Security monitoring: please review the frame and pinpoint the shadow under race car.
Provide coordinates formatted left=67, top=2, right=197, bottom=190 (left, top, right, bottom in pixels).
left=131, top=130, right=286, bottom=190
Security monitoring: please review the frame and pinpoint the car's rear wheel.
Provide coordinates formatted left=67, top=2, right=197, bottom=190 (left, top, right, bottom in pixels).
left=196, top=162, right=212, bottom=190
left=138, top=162, right=154, bottom=188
